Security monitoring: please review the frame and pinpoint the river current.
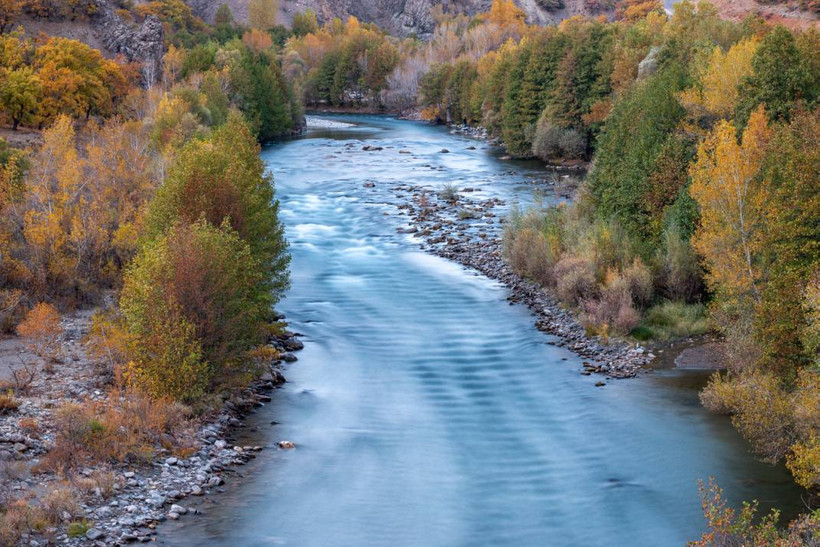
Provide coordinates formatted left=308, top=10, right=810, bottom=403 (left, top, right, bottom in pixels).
left=160, top=115, right=801, bottom=546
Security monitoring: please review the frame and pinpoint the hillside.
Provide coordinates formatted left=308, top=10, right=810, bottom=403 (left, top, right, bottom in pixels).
left=187, top=0, right=616, bottom=36
left=185, top=0, right=817, bottom=34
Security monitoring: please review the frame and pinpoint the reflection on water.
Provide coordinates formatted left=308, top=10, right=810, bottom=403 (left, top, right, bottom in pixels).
left=159, top=115, right=802, bottom=547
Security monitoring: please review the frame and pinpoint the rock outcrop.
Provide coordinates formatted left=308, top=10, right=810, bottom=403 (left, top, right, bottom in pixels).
left=94, top=2, right=165, bottom=85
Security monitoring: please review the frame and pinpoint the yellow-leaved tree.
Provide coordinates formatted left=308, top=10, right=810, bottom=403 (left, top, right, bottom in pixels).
left=22, top=115, right=83, bottom=297
left=248, top=0, right=278, bottom=30
left=689, top=106, right=771, bottom=309
left=679, top=37, right=759, bottom=126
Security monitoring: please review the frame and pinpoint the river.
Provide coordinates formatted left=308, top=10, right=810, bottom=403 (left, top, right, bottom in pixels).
left=159, top=115, right=802, bottom=546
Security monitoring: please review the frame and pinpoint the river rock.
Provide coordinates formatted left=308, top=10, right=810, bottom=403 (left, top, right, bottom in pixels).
left=86, top=528, right=104, bottom=540
left=278, top=441, right=296, bottom=449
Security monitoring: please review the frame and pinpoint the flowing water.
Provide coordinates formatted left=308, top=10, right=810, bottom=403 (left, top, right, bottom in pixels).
left=160, top=115, right=802, bottom=546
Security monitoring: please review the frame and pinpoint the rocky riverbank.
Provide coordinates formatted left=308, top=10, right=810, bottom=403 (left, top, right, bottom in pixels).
left=0, top=311, right=302, bottom=545
left=380, top=171, right=653, bottom=379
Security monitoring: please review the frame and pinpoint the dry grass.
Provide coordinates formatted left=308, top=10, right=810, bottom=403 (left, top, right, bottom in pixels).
left=18, top=417, right=39, bottom=437
left=0, top=486, right=80, bottom=545
left=72, top=469, right=116, bottom=499
left=40, top=390, right=197, bottom=474
left=0, top=392, right=20, bottom=415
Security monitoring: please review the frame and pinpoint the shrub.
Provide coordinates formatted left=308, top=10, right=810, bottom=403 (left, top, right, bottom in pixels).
left=507, top=228, right=555, bottom=286
left=701, top=371, right=793, bottom=464
left=16, top=302, right=63, bottom=362
left=121, top=220, right=268, bottom=401
left=553, top=256, right=597, bottom=306
left=658, top=226, right=702, bottom=302
left=0, top=391, right=20, bottom=414
left=581, top=280, right=640, bottom=337
left=0, top=290, right=24, bottom=334
left=67, top=520, right=91, bottom=538
left=40, top=487, right=79, bottom=524
left=532, top=117, right=587, bottom=161
left=621, top=257, right=653, bottom=308
left=44, top=392, right=195, bottom=472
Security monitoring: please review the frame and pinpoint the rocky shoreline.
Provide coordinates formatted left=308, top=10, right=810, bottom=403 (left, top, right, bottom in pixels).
left=0, top=312, right=302, bottom=545
left=383, top=170, right=653, bottom=379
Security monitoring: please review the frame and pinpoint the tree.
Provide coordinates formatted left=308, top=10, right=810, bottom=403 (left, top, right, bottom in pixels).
left=145, top=114, right=290, bottom=300
left=16, top=302, right=62, bottom=361
left=229, top=45, right=300, bottom=140
left=678, top=38, right=759, bottom=125
left=736, top=26, right=818, bottom=128
left=120, top=220, right=266, bottom=401
left=292, top=9, right=319, bottom=37
left=754, top=107, right=820, bottom=373
left=22, top=115, right=83, bottom=298
left=34, top=37, right=126, bottom=122
left=689, top=107, right=771, bottom=310
left=248, top=0, right=278, bottom=30
left=242, top=29, right=273, bottom=53
left=214, top=4, right=234, bottom=27
left=0, top=66, right=40, bottom=130
left=588, top=67, right=686, bottom=239
left=0, top=0, right=23, bottom=35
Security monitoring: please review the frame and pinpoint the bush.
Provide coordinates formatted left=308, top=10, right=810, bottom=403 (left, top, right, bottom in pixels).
left=121, top=220, right=268, bottom=401
left=507, top=228, right=555, bottom=286
left=621, top=257, right=653, bottom=308
left=658, top=227, right=702, bottom=302
left=0, top=391, right=20, bottom=414
left=44, top=392, right=195, bottom=472
left=439, top=182, right=459, bottom=204
left=701, top=371, right=794, bottom=464
left=553, top=256, right=597, bottom=306
left=67, top=520, right=91, bottom=538
left=532, top=116, right=588, bottom=161
left=581, top=280, right=640, bottom=337
left=16, top=302, right=63, bottom=362
left=691, top=478, right=809, bottom=547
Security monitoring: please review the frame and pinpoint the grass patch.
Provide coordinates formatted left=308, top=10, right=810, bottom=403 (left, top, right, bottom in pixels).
left=634, top=301, right=708, bottom=341
left=439, top=182, right=459, bottom=204
left=67, top=520, right=91, bottom=538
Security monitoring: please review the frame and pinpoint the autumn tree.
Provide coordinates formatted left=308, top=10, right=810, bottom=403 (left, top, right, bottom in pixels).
left=248, top=0, right=278, bottom=30
left=678, top=37, right=759, bottom=127
left=34, top=37, right=127, bottom=123
left=22, top=115, right=83, bottom=298
left=242, top=28, right=274, bottom=53
left=145, top=114, right=290, bottom=300
left=16, top=302, right=62, bottom=361
left=0, top=0, right=23, bottom=35
left=292, top=9, right=319, bottom=37
left=120, top=220, right=267, bottom=401
left=689, top=107, right=771, bottom=313
left=0, top=66, right=40, bottom=130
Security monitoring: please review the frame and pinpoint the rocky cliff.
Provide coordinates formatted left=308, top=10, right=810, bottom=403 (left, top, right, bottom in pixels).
left=187, top=0, right=610, bottom=37
left=95, top=3, right=165, bottom=85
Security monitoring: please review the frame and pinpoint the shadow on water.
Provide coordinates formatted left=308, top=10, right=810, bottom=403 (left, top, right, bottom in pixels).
left=158, top=114, right=804, bottom=547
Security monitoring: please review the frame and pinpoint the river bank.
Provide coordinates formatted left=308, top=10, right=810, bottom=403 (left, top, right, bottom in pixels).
left=380, top=176, right=654, bottom=379
left=0, top=310, right=302, bottom=545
